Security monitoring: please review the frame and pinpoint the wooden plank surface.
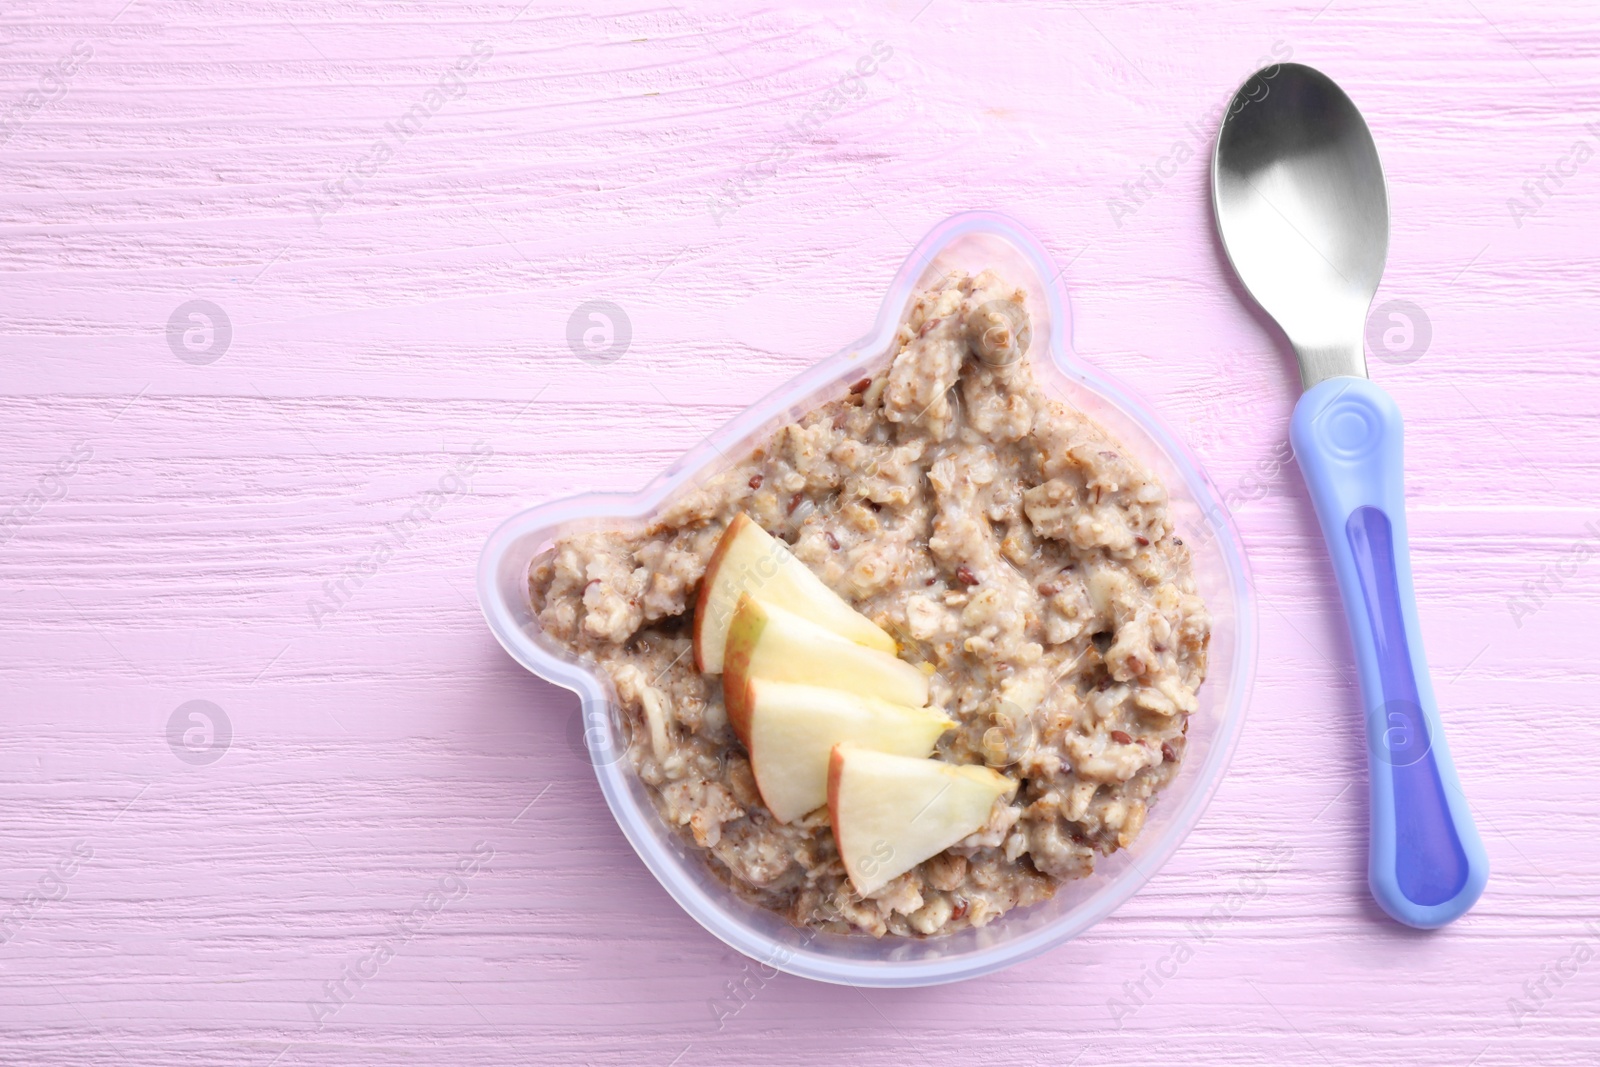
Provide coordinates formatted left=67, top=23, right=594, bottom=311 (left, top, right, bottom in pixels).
left=1, top=0, right=1597, bottom=1063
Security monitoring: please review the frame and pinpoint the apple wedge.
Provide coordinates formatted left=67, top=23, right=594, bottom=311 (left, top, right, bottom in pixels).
left=738, top=679, right=953, bottom=823
left=723, top=595, right=930, bottom=730
left=828, top=746, right=1017, bottom=896
left=693, top=512, right=895, bottom=673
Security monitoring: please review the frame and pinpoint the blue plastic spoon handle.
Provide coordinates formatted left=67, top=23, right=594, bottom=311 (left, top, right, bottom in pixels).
left=1289, top=376, right=1488, bottom=928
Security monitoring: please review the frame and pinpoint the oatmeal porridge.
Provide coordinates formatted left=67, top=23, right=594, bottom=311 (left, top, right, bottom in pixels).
left=529, top=269, right=1210, bottom=938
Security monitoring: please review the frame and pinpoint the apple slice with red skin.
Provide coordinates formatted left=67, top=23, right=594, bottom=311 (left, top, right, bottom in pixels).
left=722, top=594, right=929, bottom=734
left=739, top=678, right=953, bottom=823
left=827, top=745, right=1017, bottom=897
left=693, top=512, right=895, bottom=673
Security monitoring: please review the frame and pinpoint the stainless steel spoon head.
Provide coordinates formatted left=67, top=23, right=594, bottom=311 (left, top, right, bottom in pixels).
left=1212, top=62, right=1390, bottom=389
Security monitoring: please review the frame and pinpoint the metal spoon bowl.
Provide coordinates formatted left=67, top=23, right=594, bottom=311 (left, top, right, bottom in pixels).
left=1213, top=63, right=1388, bottom=387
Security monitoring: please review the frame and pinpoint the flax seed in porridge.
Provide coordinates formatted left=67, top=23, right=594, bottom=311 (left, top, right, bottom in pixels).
left=529, top=269, right=1210, bottom=938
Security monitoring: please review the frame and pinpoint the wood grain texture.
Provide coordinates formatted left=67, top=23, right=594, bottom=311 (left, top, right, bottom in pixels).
left=1, top=0, right=1597, bottom=1063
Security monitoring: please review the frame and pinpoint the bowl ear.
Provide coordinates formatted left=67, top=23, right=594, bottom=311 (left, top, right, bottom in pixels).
left=477, top=496, right=644, bottom=686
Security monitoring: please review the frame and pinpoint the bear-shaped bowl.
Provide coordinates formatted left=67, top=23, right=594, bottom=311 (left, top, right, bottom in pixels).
left=477, top=210, right=1257, bottom=987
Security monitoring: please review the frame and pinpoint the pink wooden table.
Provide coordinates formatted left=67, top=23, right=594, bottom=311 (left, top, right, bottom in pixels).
left=2, top=1, right=1597, bottom=1063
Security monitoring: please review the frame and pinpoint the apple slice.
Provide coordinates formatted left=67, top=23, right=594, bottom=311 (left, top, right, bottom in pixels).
left=723, top=595, right=930, bottom=730
left=828, top=746, right=1017, bottom=896
left=739, top=678, right=953, bottom=823
left=694, top=512, right=895, bottom=673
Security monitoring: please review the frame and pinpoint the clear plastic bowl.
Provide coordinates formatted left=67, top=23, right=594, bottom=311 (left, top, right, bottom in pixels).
left=477, top=211, right=1257, bottom=987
